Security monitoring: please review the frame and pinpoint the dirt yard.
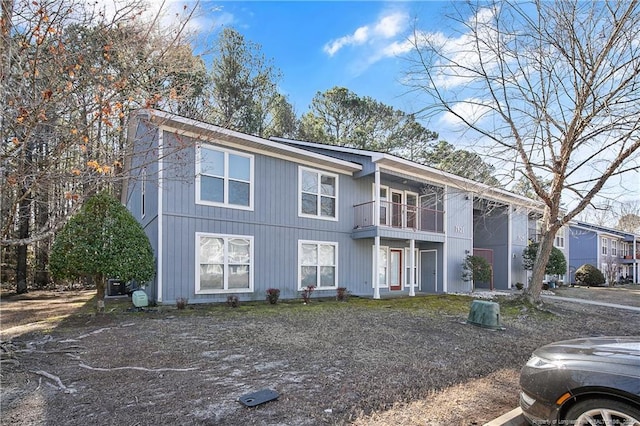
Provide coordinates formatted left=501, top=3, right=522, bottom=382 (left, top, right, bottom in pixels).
left=1, top=285, right=639, bottom=426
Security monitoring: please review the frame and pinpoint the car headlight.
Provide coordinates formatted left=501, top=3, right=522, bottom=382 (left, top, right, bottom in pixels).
left=526, top=355, right=562, bottom=369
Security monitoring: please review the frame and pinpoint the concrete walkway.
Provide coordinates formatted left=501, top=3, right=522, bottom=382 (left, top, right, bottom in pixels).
left=541, top=294, right=640, bottom=312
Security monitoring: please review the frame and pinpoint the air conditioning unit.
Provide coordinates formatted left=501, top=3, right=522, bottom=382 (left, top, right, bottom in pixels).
left=106, top=279, right=125, bottom=297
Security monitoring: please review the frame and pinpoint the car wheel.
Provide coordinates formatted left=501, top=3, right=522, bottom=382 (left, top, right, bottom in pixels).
left=565, top=399, right=640, bottom=425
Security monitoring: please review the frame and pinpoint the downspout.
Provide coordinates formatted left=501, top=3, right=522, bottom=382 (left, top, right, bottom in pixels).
left=156, top=129, right=164, bottom=303
left=442, top=185, right=448, bottom=293
left=633, top=235, right=640, bottom=284
left=373, top=166, right=381, bottom=299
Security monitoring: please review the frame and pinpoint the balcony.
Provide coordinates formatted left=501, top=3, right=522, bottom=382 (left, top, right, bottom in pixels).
left=354, top=200, right=444, bottom=234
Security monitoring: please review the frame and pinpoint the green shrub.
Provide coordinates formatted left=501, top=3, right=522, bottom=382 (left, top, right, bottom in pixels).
left=462, top=255, right=492, bottom=283
left=522, top=242, right=567, bottom=275
left=50, top=191, right=155, bottom=311
left=575, top=264, right=605, bottom=286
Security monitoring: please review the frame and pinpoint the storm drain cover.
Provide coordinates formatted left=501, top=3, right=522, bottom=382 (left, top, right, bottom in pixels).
left=238, top=389, right=279, bottom=407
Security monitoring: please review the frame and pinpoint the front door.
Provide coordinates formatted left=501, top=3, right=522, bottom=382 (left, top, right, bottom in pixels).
left=390, top=249, right=402, bottom=291
left=420, top=250, right=437, bottom=293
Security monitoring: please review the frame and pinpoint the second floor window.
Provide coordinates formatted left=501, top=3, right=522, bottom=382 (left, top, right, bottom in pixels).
left=197, top=145, right=253, bottom=209
left=601, top=237, right=608, bottom=255
left=611, top=240, right=618, bottom=256
left=554, top=229, right=565, bottom=248
left=299, top=167, right=338, bottom=220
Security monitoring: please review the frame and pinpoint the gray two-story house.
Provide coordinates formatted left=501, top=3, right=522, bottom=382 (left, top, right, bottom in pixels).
left=122, top=109, right=544, bottom=304
left=568, top=221, right=639, bottom=285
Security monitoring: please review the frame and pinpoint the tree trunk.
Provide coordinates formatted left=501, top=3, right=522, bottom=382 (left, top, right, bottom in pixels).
left=525, top=231, right=557, bottom=304
left=34, top=184, right=50, bottom=288
left=15, top=189, right=30, bottom=294
left=95, top=274, right=106, bottom=312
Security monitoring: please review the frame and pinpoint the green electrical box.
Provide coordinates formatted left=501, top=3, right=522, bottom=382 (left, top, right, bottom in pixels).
left=132, top=290, right=149, bottom=308
left=467, top=300, right=501, bottom=329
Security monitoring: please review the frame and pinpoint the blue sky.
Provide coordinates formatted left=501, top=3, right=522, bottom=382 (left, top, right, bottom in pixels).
left=144, top=0, right=639, bottom=208
left=188, top=1, right=453, bottom=126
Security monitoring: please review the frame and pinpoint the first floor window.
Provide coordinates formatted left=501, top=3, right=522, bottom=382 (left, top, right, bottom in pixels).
left=373, top=246, right=389, bottom=288
left=404, top=248, right=418, bottom=286
left=197, top=233, right=253, bottom=293
left=299, top=241, right=337, bottom=289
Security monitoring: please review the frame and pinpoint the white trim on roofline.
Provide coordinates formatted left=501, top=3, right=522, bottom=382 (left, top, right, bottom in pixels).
left=272, top=137, right=544, bottom=211
left=134, top=109, right=362, bottom=175
left=570, top=221, right=640, bottom=240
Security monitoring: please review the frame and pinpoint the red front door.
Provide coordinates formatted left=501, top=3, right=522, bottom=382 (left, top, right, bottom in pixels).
left=390, top=249, right=402, bottom=291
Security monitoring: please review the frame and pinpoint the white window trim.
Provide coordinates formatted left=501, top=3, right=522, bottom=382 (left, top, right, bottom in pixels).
left=601, top=237, right=608, bottom=255
left=405, top=191, right=419, bottom=229
left=404, top=248, right=418, bottom=286
left=195, top=232, right=254, bottom=294
left=298, top=240, right=338, bottom=290
left=298, top=166, right=339, bottom=221
left=554, top=228, right=565, bottom=248
left=372, top=245, right=389, bottom=288
left=611, top=240, right=618, bottom=256
left=195, top=144, right=254, bottom=210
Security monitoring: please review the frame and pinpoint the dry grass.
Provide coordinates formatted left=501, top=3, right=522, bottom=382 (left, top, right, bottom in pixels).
left=1, top=286, right=639, bottom=425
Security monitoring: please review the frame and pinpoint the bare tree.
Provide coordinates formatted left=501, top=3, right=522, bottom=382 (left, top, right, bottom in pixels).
left=616, top=201, right=640, bottom=234
left=0, top=0, right=202, bottom=292
left=404, top=0, right=640, bottom=302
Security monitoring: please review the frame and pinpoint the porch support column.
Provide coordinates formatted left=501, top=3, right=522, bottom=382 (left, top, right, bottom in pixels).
left=507, top=205, right=513, bottom=290
left=373, top=166, right=381, bottom=299
left=635, top=236, right=638, bottom=284
left=409, top=238, right=416, bottom=297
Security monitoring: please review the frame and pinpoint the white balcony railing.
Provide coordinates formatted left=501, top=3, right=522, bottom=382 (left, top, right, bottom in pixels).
left=354, top=200, right=444, bottom=233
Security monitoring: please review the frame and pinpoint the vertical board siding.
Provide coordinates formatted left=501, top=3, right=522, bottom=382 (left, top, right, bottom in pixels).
left=157, top=129, right=369, bottom=303
left=511, top=210, right=529, bottom=286
left=569, top=227, right=598, bottom=284
left=446, top=189, right=473, bottom=293
left=128, top=126, right=535, bottom=304
left=473, top=206, right=510, bottom=290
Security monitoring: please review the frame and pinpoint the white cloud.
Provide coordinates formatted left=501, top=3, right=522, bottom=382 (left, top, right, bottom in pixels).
left=438, top=98, right=495, bottom=129
left=324, top=25, right=370, bottom=56
left=374, top=12, right=406, bottom=38
left=414, top=7, right=503, bottom=91
left=323, top=10, right=409, bottom=59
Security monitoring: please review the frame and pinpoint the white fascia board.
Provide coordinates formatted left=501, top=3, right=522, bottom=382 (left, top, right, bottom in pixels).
left=274, top=136, right=545, bottom=211
left=373, top=156, right=544, bottom=211
left=570, top=221, right=638, bottom=240
left=140, top=110, right=362, bottom=175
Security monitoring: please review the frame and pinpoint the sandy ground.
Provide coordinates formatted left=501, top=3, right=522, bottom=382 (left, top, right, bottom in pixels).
left=1, top=285, right=638, bottom=425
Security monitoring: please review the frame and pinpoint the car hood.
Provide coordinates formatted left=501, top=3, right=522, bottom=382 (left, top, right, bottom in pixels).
left=534, top=336, right=640, bottom=366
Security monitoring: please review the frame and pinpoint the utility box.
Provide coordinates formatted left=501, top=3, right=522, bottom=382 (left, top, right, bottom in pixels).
left=467, top=300, right=501, bottom=329
left=107, top=279, right=125, bottom=297
left=132, top=290, right=149, bottom=308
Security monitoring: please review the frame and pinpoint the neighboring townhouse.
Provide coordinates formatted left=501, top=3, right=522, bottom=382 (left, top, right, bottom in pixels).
left=527, top=223, right=571, bottom=285
left=568, top=222, right=639, bottom=285
left=122, top=110, right=544, bottom=304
